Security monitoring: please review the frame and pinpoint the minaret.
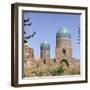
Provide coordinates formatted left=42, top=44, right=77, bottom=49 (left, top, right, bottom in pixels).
left=56, top=27, right=72, bottom=64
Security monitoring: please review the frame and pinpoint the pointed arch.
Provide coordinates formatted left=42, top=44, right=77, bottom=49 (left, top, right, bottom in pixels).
left=60, top=59, right=69, bottom=67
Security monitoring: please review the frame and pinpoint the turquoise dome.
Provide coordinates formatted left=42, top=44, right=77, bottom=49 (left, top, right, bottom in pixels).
left=56, top=27, right=71, bottom=38
left=40, top=41, right=50, bottom=49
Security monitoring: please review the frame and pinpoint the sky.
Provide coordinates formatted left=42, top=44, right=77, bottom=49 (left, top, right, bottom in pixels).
left=23, top=11, right=80, bottom=59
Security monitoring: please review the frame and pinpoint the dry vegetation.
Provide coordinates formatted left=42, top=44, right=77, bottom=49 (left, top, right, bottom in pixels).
left=24, top=60, right=80, bottom=77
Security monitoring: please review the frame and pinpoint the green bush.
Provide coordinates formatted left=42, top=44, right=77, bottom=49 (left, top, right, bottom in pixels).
left=50, top=65, right=64, bottom=76
left=57, top=66, right=64, bottom=74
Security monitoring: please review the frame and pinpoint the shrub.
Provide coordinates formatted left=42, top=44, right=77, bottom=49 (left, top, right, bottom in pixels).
left=57, top=66, right=64, bottom=74
left=50, top=65, right=64, bottom=76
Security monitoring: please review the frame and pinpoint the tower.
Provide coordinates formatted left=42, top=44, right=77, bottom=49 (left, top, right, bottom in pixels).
left=56, top=27, right=72, bottom=65
left=24, top=42, right=34, bottom=68
left=40, top=41, right=50, bottom=59
left=24, top=43, right=34, bottom=61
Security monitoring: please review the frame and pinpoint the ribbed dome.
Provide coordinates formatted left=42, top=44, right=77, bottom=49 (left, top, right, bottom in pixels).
left=40, top=41, right=50, bottom=49
left=56, top=27, right=71, bottom=38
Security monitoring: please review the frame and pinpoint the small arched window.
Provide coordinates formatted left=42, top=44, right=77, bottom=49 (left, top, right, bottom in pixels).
left=54, top=58, right=56, bottom=63
left=44, top=59, right=46, bottom=64
left=62, top=48, right=66, bottom=56
left=32, top=54, right=34, bottom=57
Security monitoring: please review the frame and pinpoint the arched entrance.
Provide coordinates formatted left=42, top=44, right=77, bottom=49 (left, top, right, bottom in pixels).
left=60, top=59, right=69, bottom=68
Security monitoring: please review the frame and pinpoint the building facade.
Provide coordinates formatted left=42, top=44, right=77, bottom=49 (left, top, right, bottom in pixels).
left=56, top=27, right=72, bottom=67
left=24, top=43, right=34, bottom=67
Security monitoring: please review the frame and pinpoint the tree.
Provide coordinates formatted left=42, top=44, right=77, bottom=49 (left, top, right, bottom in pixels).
left=24, top=17, right=36, bottom=43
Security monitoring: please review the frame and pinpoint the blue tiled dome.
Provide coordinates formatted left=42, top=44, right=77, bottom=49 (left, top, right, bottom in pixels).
left=40, top=41, right=50, bottom=49
left=56, top=27, right=71, bottom=38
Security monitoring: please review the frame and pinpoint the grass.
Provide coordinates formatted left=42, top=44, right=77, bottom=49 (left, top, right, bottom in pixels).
left=24, top=61, right=80, bottom=77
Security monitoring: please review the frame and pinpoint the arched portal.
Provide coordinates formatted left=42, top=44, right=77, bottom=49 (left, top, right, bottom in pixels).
left=60, top=59, right=69, bottom=68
